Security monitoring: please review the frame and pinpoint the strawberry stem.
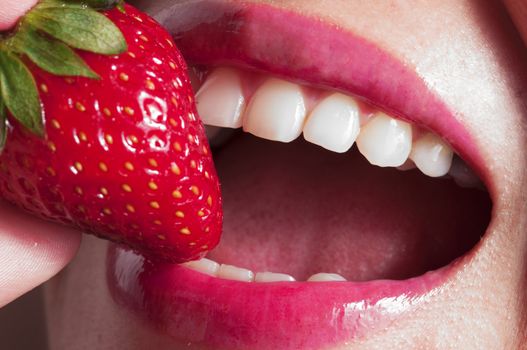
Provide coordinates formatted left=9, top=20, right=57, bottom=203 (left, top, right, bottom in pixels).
left=0, top=0, right=127, bottom=143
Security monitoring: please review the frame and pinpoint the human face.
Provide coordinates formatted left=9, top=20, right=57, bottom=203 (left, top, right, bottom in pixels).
left=45, top=1, right=527, bottom=349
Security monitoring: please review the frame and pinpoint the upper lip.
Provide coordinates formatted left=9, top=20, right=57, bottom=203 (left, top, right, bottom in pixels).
left=155, top=0, right=492, bottom=193
left=108, top=2, right=495, bottom=349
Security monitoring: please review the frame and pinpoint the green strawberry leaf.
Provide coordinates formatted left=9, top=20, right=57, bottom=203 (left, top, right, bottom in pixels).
left=26, top=3, right=127, bottom=55
left=0, top=50, right=43, bottom=136
left=64, top=0, right=122, bottom=10
left=18, top=28, right=100, bottom=79
left=0, top=97, right=7, bottom=153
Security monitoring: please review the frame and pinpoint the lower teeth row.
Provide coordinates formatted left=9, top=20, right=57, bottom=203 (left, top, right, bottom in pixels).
left=182, top=258, right=347, bottom=283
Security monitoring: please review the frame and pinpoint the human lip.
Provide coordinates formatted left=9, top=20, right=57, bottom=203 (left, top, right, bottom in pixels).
left=107, top=2, right=493, bottom=349
left=156, top=0, right=491, bottom=188
left=107, top=245, right=450, bottom=350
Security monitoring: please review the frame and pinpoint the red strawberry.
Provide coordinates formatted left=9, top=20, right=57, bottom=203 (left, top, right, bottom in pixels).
left=0, top=1, right=222, bottom=263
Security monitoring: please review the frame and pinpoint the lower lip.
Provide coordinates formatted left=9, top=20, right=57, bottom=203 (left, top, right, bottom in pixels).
left=109, top=2, right=485, bottom=349
left=107, top=244, right=456, bottom=350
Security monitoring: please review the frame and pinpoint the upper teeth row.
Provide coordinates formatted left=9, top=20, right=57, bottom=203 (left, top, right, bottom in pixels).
left=182, top=257, right=346, bottom=282
left=195, top=67, right=453, bottom=177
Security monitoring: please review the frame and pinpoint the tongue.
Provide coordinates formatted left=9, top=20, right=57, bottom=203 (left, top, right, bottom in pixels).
left=208, top=133, right=491, bottom=281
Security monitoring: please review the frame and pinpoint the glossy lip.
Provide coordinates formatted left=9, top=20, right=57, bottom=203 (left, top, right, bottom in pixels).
left=155, top=0, right=492, bottom=189
left=108, top=245, right=452, bottom=350
left=107, top=2, right=494, bottom=350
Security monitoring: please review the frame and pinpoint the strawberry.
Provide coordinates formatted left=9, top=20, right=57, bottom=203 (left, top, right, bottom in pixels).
left=0, top=0, right=222, bottom=263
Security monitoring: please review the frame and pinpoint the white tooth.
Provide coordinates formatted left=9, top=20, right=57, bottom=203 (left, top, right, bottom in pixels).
left=196, top=68, right=245, bottom=128
left=397, top=159, right=417, bottom=171
left=218, top=264, right=255, bottom=282
left=182, top=258, right=220, bottom=277
left=205, top=125, right=223, bottom=140
left=187, top=67, right=201, bottom=93
left=244, top=78, right=306, bottom=142
left=356, top=112, right=412, bottom=167
left=255, top=272, right=296, bottom=282
left=205, top=125, right=236, bottom=148
left=307, top=273, right=347, bottom=282
left=410, top=133, right=453, bottom=177
left=449, top=156, right=483, bottom=189
left=303, top=93, right=360, bottom=153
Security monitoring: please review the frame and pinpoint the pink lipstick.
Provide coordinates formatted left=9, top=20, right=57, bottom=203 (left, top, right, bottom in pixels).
left=108, top=245, right=452, bottom=350
left=107, top=2, right=492, bottom=349
left=159, top=1, right=490, bottom=188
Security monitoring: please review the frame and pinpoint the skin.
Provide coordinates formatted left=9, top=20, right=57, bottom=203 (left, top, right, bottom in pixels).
left=0, top=0, right=37, bottom=31
left=0, top=0, right=80, bottom=309
left=1, top=0, right=527, bottom=349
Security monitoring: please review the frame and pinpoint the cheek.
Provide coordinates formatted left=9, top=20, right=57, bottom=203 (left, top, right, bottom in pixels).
left=42, top=1, right=527, bottom=349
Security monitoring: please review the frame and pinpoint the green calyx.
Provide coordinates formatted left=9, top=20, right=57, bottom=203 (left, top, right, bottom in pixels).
left=63, top=0, right=124, bottom=10
left=0, top=0, right=127, bottom=145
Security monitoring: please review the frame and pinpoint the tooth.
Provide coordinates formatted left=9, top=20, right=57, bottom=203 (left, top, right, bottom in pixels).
left=307, top=273, right=347, bottom=282
left=204, top=125, right=236, bottom=148
left=303, top=93, right=360, bottom=153
left=196, top=68, right=245, bottom=128
left=244, top=78, right=306, bottom=142
left=205, top=125, right=222, bottom=140
left=187, top=67, right=201, bottom=92
left=182, top=258, right=220, bottom=277
left=356, top=112, right=412, bottom=167
left=449, top=156, right=483, bottom=189
left=255, top=272, right=296, bottom=282
left=397, top=159, right=417, bottom=171
left=218, top=264, right=255, bottom=282
left=410, top=133, right=453, bottom=177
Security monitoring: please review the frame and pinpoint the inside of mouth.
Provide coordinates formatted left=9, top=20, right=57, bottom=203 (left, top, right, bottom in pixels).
left=194, top=66, right=492, bottom=282
left=208, top=133, right=490, bottom=281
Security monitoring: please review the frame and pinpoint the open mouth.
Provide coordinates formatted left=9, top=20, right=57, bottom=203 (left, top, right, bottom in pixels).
left=107, top=2, right=493, bottom=350
left=188, top=66, right=491, bottom=283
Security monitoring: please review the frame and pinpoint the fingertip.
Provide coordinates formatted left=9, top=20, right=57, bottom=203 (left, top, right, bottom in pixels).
left=0, top=0, right=38, bottom=31
left=0, top=201, right=82, bottom=307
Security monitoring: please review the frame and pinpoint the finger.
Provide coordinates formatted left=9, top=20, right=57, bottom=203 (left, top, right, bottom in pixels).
left=503, top=0, right=527, bottom=46
left=0, top=200, right=81, bottom=307
left=0, top=0, right=38, bottom=31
